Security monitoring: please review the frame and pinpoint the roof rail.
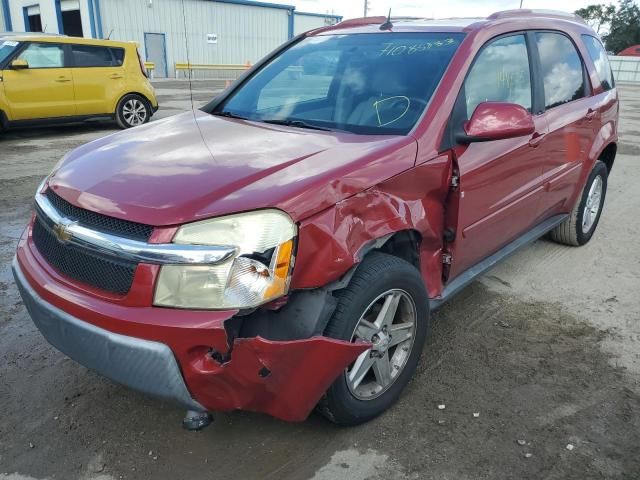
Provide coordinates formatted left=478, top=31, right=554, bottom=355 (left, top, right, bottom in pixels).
left=488, top=9, right=585, bottom=23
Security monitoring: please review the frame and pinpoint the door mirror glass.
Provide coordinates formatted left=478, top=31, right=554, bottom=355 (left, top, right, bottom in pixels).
left=459, top=101, right=535, bottom=143
left=10, top=59, right=29, bottom=70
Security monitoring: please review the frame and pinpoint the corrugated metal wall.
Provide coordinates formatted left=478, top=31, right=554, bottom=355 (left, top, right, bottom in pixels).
left=609, top=55, right=640, bottom=84
left=100, top=0, right=290, bottom=77
left=293, top=13, right=337, bottom=36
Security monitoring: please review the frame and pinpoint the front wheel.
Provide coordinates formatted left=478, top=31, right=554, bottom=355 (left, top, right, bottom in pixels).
left=550, top=160, right=608, bottom=246
left=115, top=94, right=152, bottom=129
left=318, top=252, right=429, bottom=425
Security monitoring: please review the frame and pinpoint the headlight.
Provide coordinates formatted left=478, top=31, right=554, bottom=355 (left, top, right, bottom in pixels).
left=154, top=210, right=296, bottom=310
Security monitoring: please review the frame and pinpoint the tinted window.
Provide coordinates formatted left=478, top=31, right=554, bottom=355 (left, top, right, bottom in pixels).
left=582, top=35, right=614, bottom=91
left=463, top=35, right=532, bottom=118
left=111, top=48, right=125, bottom=66
left=220, top=33, right=464, bottom=135
left=18, top=43, right=65, bottom=68
left=72, top=45, right=114, bottom=67
left=536, top=33, right=585, bottom=109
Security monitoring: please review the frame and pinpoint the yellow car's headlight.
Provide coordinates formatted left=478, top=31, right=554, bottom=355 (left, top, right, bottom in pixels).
left=154, top=210, right=297, bottom=310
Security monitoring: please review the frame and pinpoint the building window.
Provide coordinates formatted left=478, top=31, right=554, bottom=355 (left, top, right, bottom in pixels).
left=60, top=0, right=83, bottom=37
left=25, top=5, right=43, bottom=33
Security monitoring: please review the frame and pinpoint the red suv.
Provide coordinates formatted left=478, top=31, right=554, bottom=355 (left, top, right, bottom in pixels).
left=13, top=10, right=618, bottom=428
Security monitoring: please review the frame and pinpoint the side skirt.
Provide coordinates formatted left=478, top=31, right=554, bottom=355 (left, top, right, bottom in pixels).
left=430, top=214, right=568, bottom=310
left=5, top=114, right=116, bottom=128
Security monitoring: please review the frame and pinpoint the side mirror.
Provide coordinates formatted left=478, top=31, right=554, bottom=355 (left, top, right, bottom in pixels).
left=457, top=101, right=535, bottom=143
left=10, top=59, right=29, bottom=70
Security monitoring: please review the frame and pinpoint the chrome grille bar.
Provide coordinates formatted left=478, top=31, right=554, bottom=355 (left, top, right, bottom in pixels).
left=35, top=191, right=237, bottom=266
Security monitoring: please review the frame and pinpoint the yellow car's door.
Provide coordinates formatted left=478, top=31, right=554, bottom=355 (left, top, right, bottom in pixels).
left=70, top=44, right=126, bottom=115
left=2, top=42, right=76, bottom=120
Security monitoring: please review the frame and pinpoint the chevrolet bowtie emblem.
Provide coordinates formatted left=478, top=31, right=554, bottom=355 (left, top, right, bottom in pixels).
left=52, top=218, right=77, bottom=243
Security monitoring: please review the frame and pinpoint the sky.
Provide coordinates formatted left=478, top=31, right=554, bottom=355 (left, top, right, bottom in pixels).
left=290, top=0, right=616, bottom=19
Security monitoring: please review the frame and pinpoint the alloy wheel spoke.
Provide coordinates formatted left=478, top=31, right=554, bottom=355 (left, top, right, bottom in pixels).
left=388, top=322, right=414, bottom=348
left=374, top=292, right=400, bottom=329
left=348, top=350, right=375, bottom=390
left=372, top=352, right=392, bottom=386
left=355, top=318, right=379, bottom=341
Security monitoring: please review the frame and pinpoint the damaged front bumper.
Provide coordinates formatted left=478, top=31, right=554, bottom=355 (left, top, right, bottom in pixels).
left=13, top=245, right=368, bottom=422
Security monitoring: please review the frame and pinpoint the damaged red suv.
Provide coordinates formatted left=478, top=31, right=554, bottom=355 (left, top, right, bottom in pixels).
left=13, top=10, right=618, bottom=428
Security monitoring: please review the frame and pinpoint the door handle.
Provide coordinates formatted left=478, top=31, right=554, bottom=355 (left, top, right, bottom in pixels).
left=529, top=132, right=546, bottom=148
left=110, top=74, right=124, bottom=79
left=586, top=108, right=597, bottom=121
left=55, top=76, right=71, bottom=83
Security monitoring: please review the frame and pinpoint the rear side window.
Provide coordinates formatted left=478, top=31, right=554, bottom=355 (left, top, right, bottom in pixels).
left=535, top=33, right=586, bottom=109
left=463, top=34, right=532, bottom=118
left=71, top=45, right=115, bottom=67
left=582, top=35, right=614, bottom=91
left=111, top=48, right=125, bottom=66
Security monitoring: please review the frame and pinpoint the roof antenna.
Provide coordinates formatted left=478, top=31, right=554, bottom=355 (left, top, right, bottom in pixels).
left=380, top=9, right=393, bottom=30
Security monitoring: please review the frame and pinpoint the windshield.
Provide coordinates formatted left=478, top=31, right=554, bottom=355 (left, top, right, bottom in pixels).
left=0, top=40, right=20, bottom=64
left=217, top=32, right=464, bottom=135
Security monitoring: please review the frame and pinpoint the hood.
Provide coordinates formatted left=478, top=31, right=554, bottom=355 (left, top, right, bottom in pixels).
left=48, top=111, right=417, bottom=226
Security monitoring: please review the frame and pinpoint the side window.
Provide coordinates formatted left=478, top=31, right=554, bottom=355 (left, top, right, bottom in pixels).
left=463, top=35, right=532, bottom=118
left=536, top=33, right=586, bottom=109
left=582, top=35, right=614, bottom=91
left=111, top=48, right=125, bottom=66
left=71, top=45, right=114, bottom=67
left=256, top=50, right=340, bottom=111
left=18, top=43, right=65, bottom=68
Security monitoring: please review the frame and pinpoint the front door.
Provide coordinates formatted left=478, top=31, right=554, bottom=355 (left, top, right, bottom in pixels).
left=2, top=42, right=75, bottom=120
left=144, top=33, right=167, bottom=79
left=446, top=33, right=548, bottom=280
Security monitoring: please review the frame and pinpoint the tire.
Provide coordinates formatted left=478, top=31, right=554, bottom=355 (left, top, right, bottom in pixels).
left=115, top=94, right=152, bottom=129
left=318, top=252, right=429, bottom=425
left=550, top=160, right=608, bottom=246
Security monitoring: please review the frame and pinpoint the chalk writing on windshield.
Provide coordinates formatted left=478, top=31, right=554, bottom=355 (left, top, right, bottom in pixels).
left=380, top=38, right=457, bottom=56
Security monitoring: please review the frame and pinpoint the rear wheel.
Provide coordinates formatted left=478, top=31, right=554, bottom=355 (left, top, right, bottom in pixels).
left=116, top=94, right=151, bottom=129
left=318, top=252, right=429, bottom=425
left=550, top=160, right=608, bottom=246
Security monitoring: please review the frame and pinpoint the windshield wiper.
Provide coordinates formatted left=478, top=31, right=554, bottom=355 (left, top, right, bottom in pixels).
left=212, top=110, right=249, bottom=120
left=261, top=119, right=333, bottom=131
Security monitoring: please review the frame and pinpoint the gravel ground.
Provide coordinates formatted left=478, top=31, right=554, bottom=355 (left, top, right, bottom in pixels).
left=0, top=81, right=638, bottom=480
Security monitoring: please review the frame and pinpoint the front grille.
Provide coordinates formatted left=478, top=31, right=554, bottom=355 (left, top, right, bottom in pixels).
left=45, top=189, right=153, bottom=241
left=32, top=216, right=136, bottom=295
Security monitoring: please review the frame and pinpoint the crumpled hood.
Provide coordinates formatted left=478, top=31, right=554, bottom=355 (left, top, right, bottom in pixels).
left=48, top=111, right=417, bottom=226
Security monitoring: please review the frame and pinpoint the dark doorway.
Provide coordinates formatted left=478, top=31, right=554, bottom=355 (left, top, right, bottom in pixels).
left=27, top=14, right=43, bottom=32
left=62, top=10, right=83, bottom=37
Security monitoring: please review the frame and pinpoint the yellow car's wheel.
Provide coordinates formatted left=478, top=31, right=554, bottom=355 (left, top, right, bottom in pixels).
left=116, top=94, right=152, bottom=129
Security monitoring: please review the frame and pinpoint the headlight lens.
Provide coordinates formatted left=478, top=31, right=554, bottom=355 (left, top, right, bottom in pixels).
left=154, top=210, right=296, bottom=309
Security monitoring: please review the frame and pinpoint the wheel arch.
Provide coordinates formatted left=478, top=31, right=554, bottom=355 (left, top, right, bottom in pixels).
left=599, top=142, right=617, bottom=174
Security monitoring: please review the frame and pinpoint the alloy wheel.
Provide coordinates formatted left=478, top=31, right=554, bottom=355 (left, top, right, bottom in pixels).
left=582, top=175, right=603, bottom=234
left=346, top=289, right=417, bottom=400
left=122, top=99, right=148, bottom=127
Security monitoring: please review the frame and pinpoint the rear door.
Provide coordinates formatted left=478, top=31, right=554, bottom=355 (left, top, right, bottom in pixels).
left=445, top=33, right=549, bottom=280
left=2, top=42, right=75, bottom=120
left=70, top=44, right=126, bottom=115
left=532, top=31, right=597, bottom=217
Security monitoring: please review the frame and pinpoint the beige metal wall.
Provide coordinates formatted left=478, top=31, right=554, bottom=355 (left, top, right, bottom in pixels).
left=293, top=13, right=337, bottom=36
left=100, top=0, right=290, bottom=77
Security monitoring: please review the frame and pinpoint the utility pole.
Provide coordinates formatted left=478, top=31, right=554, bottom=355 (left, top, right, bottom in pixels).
left=364, top=0, right=368, bottom=17
left=519, top=0, right=524, bottom=7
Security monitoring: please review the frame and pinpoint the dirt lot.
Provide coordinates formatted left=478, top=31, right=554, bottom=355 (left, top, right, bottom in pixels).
left=0, top=81, right=639, bottom=480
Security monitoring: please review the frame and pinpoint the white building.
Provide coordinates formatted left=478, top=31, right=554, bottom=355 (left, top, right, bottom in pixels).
left=0, top=0, right=341, bottom=77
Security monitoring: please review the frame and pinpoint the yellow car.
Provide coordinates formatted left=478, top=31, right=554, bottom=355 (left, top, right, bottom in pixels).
left=0, top=34, right=158, bottom=130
